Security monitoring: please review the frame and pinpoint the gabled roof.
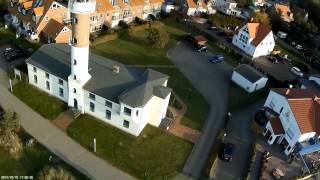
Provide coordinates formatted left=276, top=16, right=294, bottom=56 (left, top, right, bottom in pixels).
left=96, top=0, right=115, bottom=12
left=234, top=64, right=266, bottom=83
left=33, top=6, right=44, bottom=16
left=272, top=88, right=320, bottom=134
left=42, top=19, right=67, bottom=39
left=186, top=0, right=196, bottom=8
left=131, top=0, right=145, bottom=7
left=22, top=1, right=34, bottom=9
left=275, top=3, right=293, bottom=22
left=246, top=23, right=272, bottom=46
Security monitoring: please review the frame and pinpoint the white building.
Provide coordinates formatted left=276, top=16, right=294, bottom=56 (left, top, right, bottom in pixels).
left=231, top=64, right=268, bottom=93
left=25, top=0, right=171, bottom=136
left=216, top=0, right=241, bottom=16
left=182, top=0, right=209, bottom=16
left=262, top=88, right=320, bottom=155
left=232, top=22, right=275, bottom=58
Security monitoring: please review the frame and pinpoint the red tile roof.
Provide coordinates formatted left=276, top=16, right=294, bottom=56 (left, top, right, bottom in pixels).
left=246, top=23, right=272, bottom=47
left=272, top=88, right=320, bottom=134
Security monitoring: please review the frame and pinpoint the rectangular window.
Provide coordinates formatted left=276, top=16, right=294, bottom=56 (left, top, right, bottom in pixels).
left=45, top=72, right=49, bottom=78
left=58, top=79, right=63, bottom=85
left=123, top=120, right=129, bottom=128
left=136, top=110, right=139, bottom=117
left=105, top=101, right=112, bottom=108
left=124, top=107, right=131, bottom=116
left=33, top=75, right=37, bottom=83
left=287, top=129, right=294, bottom=140
left=106, top=110, right=111, bottom=120
left=59, top=88, right=63, bottom=97
left=90, top=102, right=95, bottom=112
left=280, top=107, right=283, bottom=114
left=89, top=93, right=95, bottom=100
left=46, top=81, right=50, bottom=90
left=33, top=66, right=37, bottom=72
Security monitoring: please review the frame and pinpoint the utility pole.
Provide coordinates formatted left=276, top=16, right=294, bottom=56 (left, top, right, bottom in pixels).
left=93, top=138, right=96, bottom=153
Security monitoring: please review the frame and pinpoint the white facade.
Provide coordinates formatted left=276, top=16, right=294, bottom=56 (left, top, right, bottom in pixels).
left=216, top=0, right=241, bottom=16
left=231, top=70, right=268, bottom=93
left=232, top=24, right=275, bottom=58
left=263, top=90, right=318, bottom=155
left=252, top=0, right=265, bottom=7
left=27, top=63, right=69, bottom=103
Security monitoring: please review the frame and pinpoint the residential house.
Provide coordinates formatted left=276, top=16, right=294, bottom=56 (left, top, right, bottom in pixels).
left=232, top=22, right=275, bottom=58
left=7, top=0, right=70, bottom=42
left=42, top=19, right=71, bottom=43
left=263, top=88, right=320, bottom=155
left=216, top=0, right=241, bottom=17
left=26, top=0, right=171, bottom=136
left=274, top=3, right=294, bottom=23
left=231, top=64, right=268, bottom=93
left=178, top=0, right=209, bottom=16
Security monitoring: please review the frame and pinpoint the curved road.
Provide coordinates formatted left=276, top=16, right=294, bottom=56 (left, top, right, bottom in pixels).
left=168, top=42, right=233, bottom=179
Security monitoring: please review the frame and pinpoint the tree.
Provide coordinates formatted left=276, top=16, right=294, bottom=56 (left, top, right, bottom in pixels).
left=0, top=110, right=22, bottom=160
left=251, top=12, right=271, bottom=28
left=147, top=26, right=169, bottom=49
left=38, top=166, right=75, bottom=180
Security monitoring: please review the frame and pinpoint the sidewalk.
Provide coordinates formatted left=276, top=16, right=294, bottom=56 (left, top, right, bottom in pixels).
left=0, top=83, right=132, bottom=180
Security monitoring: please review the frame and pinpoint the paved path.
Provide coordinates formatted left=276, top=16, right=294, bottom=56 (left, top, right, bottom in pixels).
left=168, top=42, right=233, bottom=179
left=168, top=92, right=200, bottom=143
left=210, top=100, right=264, bottom=180
left=0, top=82, right=132, bottom=180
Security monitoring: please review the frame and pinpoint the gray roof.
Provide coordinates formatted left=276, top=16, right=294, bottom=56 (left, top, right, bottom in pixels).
left=234, top=64, right=266, bottom=83
left=26, top=44, right=171, bottom=107
left=300, top=79, right=320, bottom=92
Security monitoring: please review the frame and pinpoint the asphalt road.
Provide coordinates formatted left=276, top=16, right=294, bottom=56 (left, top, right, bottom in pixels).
left=168, top=41, right=233, bottom=179
left=210, top=100, right=265, bottom=180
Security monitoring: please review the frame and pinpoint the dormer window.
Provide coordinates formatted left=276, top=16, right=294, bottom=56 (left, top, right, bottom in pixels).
left=73, top=38, right=77, bottom=44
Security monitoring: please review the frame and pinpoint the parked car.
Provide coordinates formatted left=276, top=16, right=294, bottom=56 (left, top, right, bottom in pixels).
left=195, top=45, right=208, bottom=52
left=295, top=45, right=303, bottom=51
left=3, top=47, right=19, bottom=56
left=220, top=143, right=235, bottom=162
left=225, top=36, right=232, bottom=43
left=0, top=105, right=4, bottom=120
left=209, top=55, right=224, bottom=63
left=291, top=67, right=303, bottom=77
left=208, top=26, right=218, bottom=31
left=276, top=31, right=287, bottom=39
left=267, top=56, right=278, bottom=63
left=4, top=51, right=24, bottom=62
left=217, top=31, right=227, bottom=37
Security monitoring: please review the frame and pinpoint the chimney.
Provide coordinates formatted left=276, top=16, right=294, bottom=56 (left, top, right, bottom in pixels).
left=285, top=89, right=290, bottom=96
left=112, top=65, right=120, bottom=74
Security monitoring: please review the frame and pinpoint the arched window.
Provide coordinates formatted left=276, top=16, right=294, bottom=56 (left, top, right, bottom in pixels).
left=73, top=59, right=77, bottom=65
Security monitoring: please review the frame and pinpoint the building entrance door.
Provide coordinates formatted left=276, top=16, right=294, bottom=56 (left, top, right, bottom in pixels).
left=74, top=99, right=78, bottom=109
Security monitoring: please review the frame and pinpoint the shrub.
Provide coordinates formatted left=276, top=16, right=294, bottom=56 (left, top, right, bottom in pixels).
left=118, top=20, right=129, bottom=29
left=37, top=166, right=75, bottom=180
left=147, top=26, right=170, bottom=49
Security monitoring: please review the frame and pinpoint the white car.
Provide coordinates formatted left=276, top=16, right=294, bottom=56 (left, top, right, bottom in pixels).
left=295, top=45, right=303, bottom=50
left=291, top=67, right=303, bottom=77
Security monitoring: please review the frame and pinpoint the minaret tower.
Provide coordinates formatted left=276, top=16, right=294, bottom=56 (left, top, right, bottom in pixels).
left=67, top=0, right=95, bottom=112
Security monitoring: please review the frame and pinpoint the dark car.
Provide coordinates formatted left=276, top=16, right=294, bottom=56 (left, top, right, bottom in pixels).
left=208, top=26, right=218, bottom=31
left=195, top=45, right=208, bottom=52
left=217, top=31, right=227, bottom=37
left=0, top=105, right=4, bottom=120
left=4, top=51, right=24, bottom=62
left=267, top=56, right=278, bottom=63
left=209, top=55, right=224, bottom=63
left=221, top=143, right=235, bottom=162
left=3, top=47, right=21, bottom=57
left=225, top=36, right=232, bottom=43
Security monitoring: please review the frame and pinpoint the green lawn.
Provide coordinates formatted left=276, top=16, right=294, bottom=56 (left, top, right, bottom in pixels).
left=91, top=18, right=208, bottom=130
left=13, top=82, right=67, bottom=120
left=228, top=83, right=267, bottom=112
left=67, top=114, right=193, bottom=179
left=0, top=131, right=87, bottom=179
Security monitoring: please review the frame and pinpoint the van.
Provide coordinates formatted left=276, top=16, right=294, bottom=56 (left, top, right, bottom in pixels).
left=277, top=31, right=287, bottom=39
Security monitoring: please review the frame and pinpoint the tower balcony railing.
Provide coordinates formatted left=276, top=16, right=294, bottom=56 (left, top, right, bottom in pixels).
left=69, top=0, right=96, bottom=13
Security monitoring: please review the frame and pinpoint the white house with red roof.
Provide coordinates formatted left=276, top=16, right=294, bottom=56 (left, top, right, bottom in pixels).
left=232, top=22, right=275, bottom=58
left=262, top=88, right=320, bottom=155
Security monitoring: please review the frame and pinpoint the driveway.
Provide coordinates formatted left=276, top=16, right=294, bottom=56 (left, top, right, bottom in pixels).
left=168, top=41, right=233, bottom=178
left=210, top=100, right=265, bottom=180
